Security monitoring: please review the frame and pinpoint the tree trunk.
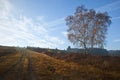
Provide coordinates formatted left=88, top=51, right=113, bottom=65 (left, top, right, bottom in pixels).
left=83, top=42, right=87, bottom=54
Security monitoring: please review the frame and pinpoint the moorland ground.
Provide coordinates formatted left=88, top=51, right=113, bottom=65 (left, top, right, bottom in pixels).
left=0, top=46, right=120, bottom=80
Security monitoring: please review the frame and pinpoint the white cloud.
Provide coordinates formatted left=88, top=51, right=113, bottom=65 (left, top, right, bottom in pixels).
left=46, top=17, right=65, bottom=28
left=0, top=0, right=13, bottom=18
left=0, top=0, right=65, bottom=49
left=62, top=31, right=68, bottom=37
left=112, top=16, right=120, bottom=20
left=48, top=36, right=65, bottom=45
left=113, top=39, right=120, bottom=42
left=96, top=0, right=120, bottom=12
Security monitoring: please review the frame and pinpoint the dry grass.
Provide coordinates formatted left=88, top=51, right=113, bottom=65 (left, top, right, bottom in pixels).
left=30, top=51, right=120, bottom=80
left=0, top=52, right=22, bottom=76
left=0, top=47, right=120, bottom=80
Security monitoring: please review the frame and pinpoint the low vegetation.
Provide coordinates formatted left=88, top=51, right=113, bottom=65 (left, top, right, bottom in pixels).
left=0, top=46, right=120, bottom=80
left=27, top=47, right=120, bottom=80
left=0, top=46, right=17, bottom=57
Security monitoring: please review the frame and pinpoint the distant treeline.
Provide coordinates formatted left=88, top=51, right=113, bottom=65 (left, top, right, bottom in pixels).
left=0, top=45, right=119, bottom=56
left=67, top=48, right=109, bottom=56
left=0, top=46, right=17, bottom=57
left=109, top=50, right=120, bottom=56
left=27, top=46, right=110, bottom=55
left=27, top=46, right=120, bottom=56
left=27, top=47, right=67, bottom=54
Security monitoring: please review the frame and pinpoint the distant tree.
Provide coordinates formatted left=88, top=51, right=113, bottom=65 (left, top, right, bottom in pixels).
left=67, top=46, right=71, bottom=52
left=65, top=5, right=111, bottom=54
left=55, top=48, right=58, bottom=50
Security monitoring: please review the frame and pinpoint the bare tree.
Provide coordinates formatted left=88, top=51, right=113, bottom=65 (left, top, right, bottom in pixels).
left=65, top=5, right=111, bottom=54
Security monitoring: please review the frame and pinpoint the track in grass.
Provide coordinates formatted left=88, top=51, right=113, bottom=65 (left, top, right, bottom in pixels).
left=27, top=51, right=36, bottom=80
left=0, top=48, right=36, bottom=80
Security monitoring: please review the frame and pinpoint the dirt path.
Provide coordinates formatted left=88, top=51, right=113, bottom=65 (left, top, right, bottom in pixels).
left=26, top=50, right=36, bottom=80
left=0, top=48, right=36, bottom=80
left=0, top=48, right=24, bottom=80
left=18, top=49, right=36, bottom=80
left=17, top=49, right=25, bottom=80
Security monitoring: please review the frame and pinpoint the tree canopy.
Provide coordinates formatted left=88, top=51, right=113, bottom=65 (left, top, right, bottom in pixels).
left=65, top=5, right=111, bottom=54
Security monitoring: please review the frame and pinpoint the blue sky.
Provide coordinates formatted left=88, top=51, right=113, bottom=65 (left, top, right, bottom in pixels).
left=0, top=0, right=120, bottom=50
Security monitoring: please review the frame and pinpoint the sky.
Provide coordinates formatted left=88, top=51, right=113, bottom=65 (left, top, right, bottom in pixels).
left=0, top=0, right=120, bottom=50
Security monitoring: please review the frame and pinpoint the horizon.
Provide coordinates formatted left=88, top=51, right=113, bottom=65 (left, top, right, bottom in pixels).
left=0, top=45, right=120, bottom=51
left=0, top=0, right=120, bottom=50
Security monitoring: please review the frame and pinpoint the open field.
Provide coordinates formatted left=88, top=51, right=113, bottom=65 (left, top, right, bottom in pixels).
left=0, top=47, right=36, bottom=80
left=0, top=47, right=120, bottom=80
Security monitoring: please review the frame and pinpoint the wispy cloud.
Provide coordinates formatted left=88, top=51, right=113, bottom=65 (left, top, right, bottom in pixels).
left=34, top=0, right=120, bottom=32
left=113, top=39, right=120, bottom=42
left=0, top=0, right=65, bottom=49
left=46, top=17, right=65, bottom=28
left=96, top=0, right=120, bottom=12
left=62, top=31, right=68, bottom=37
left=0, top=0, right=13, bottom=18
left=112, top=16, right=120, bottom=20
left=1, top=0, right=120, bottom=49
left=47, top=0, right=120, bottom=30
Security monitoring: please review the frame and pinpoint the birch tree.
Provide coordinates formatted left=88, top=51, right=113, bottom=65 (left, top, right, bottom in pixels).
left=65, top=5, right=111, bottom=54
